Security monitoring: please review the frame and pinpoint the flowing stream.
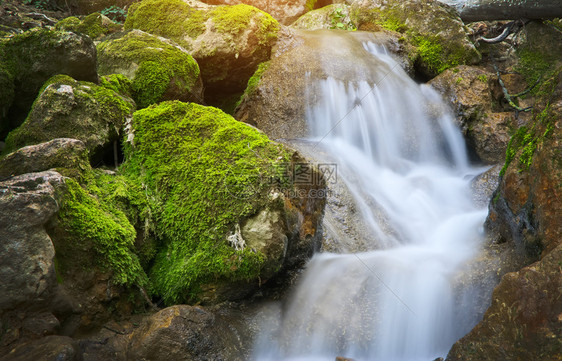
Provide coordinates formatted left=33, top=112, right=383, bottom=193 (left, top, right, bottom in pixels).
left=252, top=33, right=489, bottom=361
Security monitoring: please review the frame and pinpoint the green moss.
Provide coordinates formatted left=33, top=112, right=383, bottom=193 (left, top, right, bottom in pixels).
left=235, top=60, right=269, bottom=109
left=55, top=13, right=119, bottom=39
left=97, top=30, right=201, bottom=109
left=58, top=174, right=148, bottom=286
left=124, top=0, right=207, bottom=43
left=132, top=61, right=172, bottom=108
left=100, top=74, right=133, bottom=98
left=477, top=74, right=488, bottom=82
left=122, top=101, right=292, bottom=304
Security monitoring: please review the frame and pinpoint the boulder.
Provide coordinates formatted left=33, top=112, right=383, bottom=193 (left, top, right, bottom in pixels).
left=200, top=0, right=330, bottom=25
left=123, top=101, right=325, bottom=304
left=127, top=305, right=247, bottom=361
left=124, top=0, right=279, bottom=100
left=348, top=0, right=481, bottom=78
left=0, top=171, right=65, bottom=312
left=235, top=29, right=414, bottom=140
left=3, top=75, right=135, bottom=164
left=429, top=65, right=530, bottom=163
left=446, top=245, right=562, bottom=361
left=0, top=29, right=98, bottom=139
left=55, top=13, right=122, bottom=39
left=53, top=0, right=135, bottom=16
left=97, top=29, right=204, bottom=108
left=447, top=69, right=562, bottom=361
left=0, top=138, right=89, bottom=179
left=2, top=335, right=81, bottom=361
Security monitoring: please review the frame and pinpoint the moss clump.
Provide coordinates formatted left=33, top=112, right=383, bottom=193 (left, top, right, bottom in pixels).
left=55, top=13, right=121, bottom=39
left=96, top=30, right=201, bottom=108
left=500, top=69, right=559, bottom=177
left=235, top=60, right=269, bottom=108
left=57, top=172, right=148, bottom=287
left=100, top=73, right=133, bottom=98
left=122, top=101, right=292, bottom=304
left=211, top=4, right=279, bottom=45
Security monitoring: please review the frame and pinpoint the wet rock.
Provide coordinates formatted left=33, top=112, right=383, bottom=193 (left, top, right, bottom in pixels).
left=97, top=29, right=204, bottom=108
left=470, top=164, right=501, bottom=208
left=429, top=65, right=531, bottom=163
left=348, top=0, right=481, bottom=78
left=3, top=75, right=135, bottom=164
left=124, top=0, right=279, bottom=100
left=3, top=335, right=81, bottom=361
left=0, top=29, right=98, bottom=138
left=235, top=29, right=414, bottom=140
left=0, top=138, right=89, bottom=179
left=0, top=171, right=65, bottom=312
left=127, top=305, right=247, bottom=361
left=447, top=245, right=562, bottom=361
left=448, top=68, right=562, bottom=361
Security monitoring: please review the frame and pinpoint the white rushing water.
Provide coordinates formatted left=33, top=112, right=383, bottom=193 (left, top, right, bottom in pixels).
left=252, top=38, right=488, bottom=361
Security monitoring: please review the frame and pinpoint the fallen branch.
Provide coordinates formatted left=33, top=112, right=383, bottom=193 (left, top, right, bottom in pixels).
left=494, top=64, right=534, bottom=113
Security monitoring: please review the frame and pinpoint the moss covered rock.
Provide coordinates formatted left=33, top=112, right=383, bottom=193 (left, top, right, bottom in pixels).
left=123, top=100, right=325, bottom=304
left=3, top=75, right=135, bottom=164
left=349, top=0, right=481, bottom=78
left=97, top=29, right=204, bottom=108
left=55, top=13, right=122, bottom=39
left=291, top=4, right=355, bottom=31
left=124, top=0, right=279, bottom=101
left=199, top=0, right=327, bottom=25
left=0, top=29, right=98, bottom=139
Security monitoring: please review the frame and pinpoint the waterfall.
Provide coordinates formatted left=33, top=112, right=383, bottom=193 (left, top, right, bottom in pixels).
left=252, top=35, right=488, bottom=361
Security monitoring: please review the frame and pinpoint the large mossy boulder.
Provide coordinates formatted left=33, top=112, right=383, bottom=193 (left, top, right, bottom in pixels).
left=123, top=100, right=325, bottom=304
left=97, top=29, right=204, bottom=108
left=291, top=4, right=355, bottom=30
left=3, top=75, right=135, bottom=164
left=348, top=0, right=480, bottom=78
left=0, top=29, right=97, bottom=139
left=123, top=0, right=279, bottom=100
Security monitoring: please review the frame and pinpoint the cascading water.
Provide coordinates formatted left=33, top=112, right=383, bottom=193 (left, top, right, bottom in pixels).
left=252, top=33, right=489, bottom=361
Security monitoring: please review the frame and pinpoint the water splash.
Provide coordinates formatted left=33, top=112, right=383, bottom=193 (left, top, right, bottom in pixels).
left=252, top=36, right=488, bottom=361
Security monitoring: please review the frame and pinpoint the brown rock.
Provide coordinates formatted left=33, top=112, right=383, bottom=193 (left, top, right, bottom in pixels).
left=126, top=305, right=247, bottom=361
left=2, top=335, right=81, bottom=361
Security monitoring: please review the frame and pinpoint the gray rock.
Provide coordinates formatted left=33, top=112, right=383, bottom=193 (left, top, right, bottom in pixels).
left=0, top=171, right=65, bottom=312
left=0, top=138, right=89, bottom=179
